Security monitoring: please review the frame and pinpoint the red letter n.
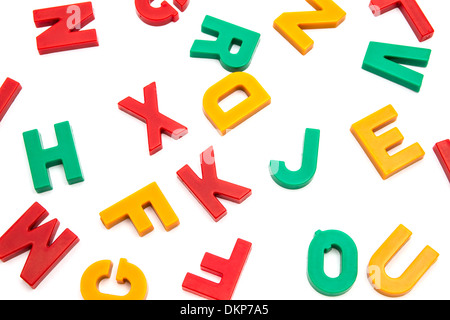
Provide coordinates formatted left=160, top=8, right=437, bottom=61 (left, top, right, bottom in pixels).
left=0, top=203, right=79, bottom=288
left=177, top=146, right=252, bottom=222
left=33, top=2, right=98, bottom=55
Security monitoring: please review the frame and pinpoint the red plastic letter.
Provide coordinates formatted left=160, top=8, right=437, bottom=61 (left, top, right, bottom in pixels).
left=434, top=140, right=450, bottom=183
left=182, top=239, right=252, bottom=300
left=0, top=78, right=21, bottom=123
left=177, top=146, right=252, bottom=222
left=135, top=0, right=181, bottom=26
left=118, top=82, right=188, bottom=155
left=173, top=0, right=190, bottom=12
left=33, top=2, right=99, bottom=55
left=0, top=202, right=79, bottom=288
left=369, top=0, right=434, bottom=42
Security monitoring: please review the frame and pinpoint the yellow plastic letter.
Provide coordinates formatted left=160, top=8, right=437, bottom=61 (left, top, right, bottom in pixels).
left=350, top=105, right=424, bottom=179
left=273, top=0, right=346, bottom=55
left=80, top=258, right=148, bottom=300
left=368, top=225, right=438, bottom=297
left=203, top=72, right=271, bottom=136
left=99, top=182, right=179, bottom=237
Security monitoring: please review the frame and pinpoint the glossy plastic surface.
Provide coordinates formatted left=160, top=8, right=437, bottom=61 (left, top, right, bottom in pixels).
left=0, top=202, right=79, bottom=289
left=269, top=128, right=320, bottom=189
left=369, top=0, right=434, bottom=42
left=177, top=146, right=252, bottom=222
left=119, top=82, right=188, bottom=155
left=203, top=72, right=271, bottom=136
left=100, top=182, right=180, bottom=237
left=80, top=258, right=148, bottom=300
left=274, top=0, right=346, bottom=55
left=191, top=15, right=260, bottom=72
left=350, top=105, right=424, bottom=179
left=368, top=224, right=439, bottom=297
left=0, top=78, right=21, bottom=123
left=182, top=239, right=252, bottom=300
left=33, top=2, right=98, bottom=55
left=23, top=121, right=84, bottom=193
left=362, top=41, right=431, bottom=92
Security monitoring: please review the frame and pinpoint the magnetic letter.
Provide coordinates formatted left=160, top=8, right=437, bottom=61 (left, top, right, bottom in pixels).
left=191, top=15, right=261, bottom=72
left=433, top=139, right=450, bottom=183
left=362, top=41, right=431, bottom=92
left=0, top=78, right=21, bottom=123
left=33, top=2, right=98, bottom=55
left=368, top=224, right=438, bottom=297
left=80, top=258, right=148, bottom=300
left=273, top=0, right=346, bottom=55
left=118, top=82, right=188, bottom=155
left=350, top=105, right=424, bottom=179
left=307, top=230, right=358, bottom=296
left=177, top=146, right=252, bottom=222
left=203, top=72, right=271, bottom=136
left=0, top=202, right=79, bottom=288
left=100, top=182, right=179, bottom=237
left=23, top=121, right=84, bottom=193
left=135, top=0, right=188, bottom=26
left=269, top=128, right=320, bottom=189
left=369, top=0, right=434, bottom=42
left=182, top=239, right=252, bottom=300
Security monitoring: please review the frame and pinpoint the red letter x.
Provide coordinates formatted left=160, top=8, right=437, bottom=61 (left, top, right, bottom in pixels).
left=369, top=0, right=434, bottom=42
left=119, top=82, right=188, bottom=155
left=177, top=146, right=252, bottom=222
left=33, top=2, right=99, bottom=55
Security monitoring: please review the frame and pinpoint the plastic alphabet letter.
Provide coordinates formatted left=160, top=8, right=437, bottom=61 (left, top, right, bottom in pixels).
left=118, top=82, right=188, bottom=155
left=369, top=0, right=434, bottom=42
left=23, top=121, right=84, bottom=193
left=273, top=0, right=346, bottom=55
left=307, top=230, right=358, bottom=296
left=190, top=15, right=261, bottom=72
left=0, top=202, right=79, bottom=289
left=362, top=41, right=431, bottom=92
left=182, top=239, right=252, bottom=300
left=269, top=128, right=320, bottom=189
left=173, top=0, right=190, bottom=12
left=33, top=2, right=98, bottom=55
left=0, top=78, right=21, bottom=123
left=433, top=139, right=450, bottom=183
left=80, top=258, right=148, bottom=300
left=350, top=105, right=424, bottom=179
left=203, top=72, right=271, bottom=136
left=177, top=146, right=252, bottom=222
left=135, top=0, right=189, bottom=26
left=368, top=224, right=438, bottom=297
left=100, top=182, right=179, bottom=237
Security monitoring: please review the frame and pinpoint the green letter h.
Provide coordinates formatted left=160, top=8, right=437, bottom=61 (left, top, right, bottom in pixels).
left=23, top=121, right=84, bottom=193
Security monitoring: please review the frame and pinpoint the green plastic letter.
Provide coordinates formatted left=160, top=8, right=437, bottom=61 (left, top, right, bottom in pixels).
left=269, top=128, right=320, bottom=189
left=190, top=15, right=260, bottom=72
left=307, top=229, right=358, bottom=296
left=362, top=41, right=431, bottom=92
left=23, top=121, right=84, bottom=193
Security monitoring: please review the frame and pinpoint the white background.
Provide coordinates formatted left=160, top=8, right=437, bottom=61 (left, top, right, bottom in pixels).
left=0, top=0, right=447, bottom=300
